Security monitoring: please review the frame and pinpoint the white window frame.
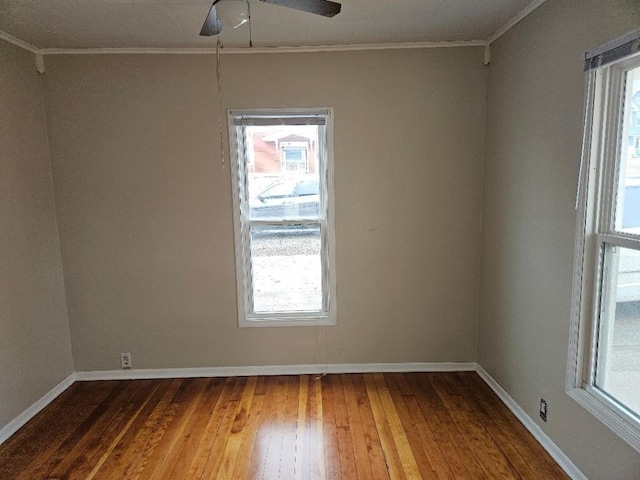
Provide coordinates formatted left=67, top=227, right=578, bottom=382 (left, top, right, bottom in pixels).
left=568, top=45, right=640, bottom=452
left=228, top=108, right=337, bottom=327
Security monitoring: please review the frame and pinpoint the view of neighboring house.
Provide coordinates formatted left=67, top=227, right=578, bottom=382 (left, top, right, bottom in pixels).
left=245, top=125, right=320, bottom=197
left=247, top=128, right=318, bottom=175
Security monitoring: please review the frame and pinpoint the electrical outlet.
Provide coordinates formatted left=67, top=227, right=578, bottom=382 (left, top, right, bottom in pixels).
left=120, top=352, right=132, bottom=369
left=539, top=398, right=548, bottom=422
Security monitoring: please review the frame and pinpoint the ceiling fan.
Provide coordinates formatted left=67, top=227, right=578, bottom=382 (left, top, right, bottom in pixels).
left=200, top=0, right=342, bottom=36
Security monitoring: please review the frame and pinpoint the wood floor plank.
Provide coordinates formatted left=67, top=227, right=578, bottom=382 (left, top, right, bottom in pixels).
left=129, top=378, right=207, bottom=479
left=408, top=372, right=488, bottom=479
left=157, top=378, right=219, bottom=480
left=88, top=381, right=165, bottom=480
left=350, top=374, right=389, bottom=480
left=331, top=374, right=358, bottom=480
left=279, top=375, right=300, bottom=479
left=462, top=373, right=570, bottom=480
left=20, top=381, right=129, bottom=480
left=183, top=377, right=237, bottom=478
left=0, top=381, right=115, bottom=470
left=429, top=373, right=520, bottom=480
left=247, top=375, right=283, bottom=480
left=373, top=373, right=422, bottom=479
left=259, top=374, right=290, bottom=480
left=88, top=379, right=175, bottom=480
left=402, top=394, right=455, bottom=480
left=214, top=376, right=258, bottom=480
left=0, top=372, right=572, bottom=480
left=294, top=374, right=309, bottom=480
left=319, top=375, right=341, bottom=480
left=311, top=375, right=326, bottom=480
left=450, top=373, right=541, bottom=480
left=55, top=380, right=160, bottom=480
left=122, top=379, right=188, bottom=480
left=14, top=403, right=94, bottom=480
left=342, top=374, right=375, bottom=480
left=197, top=377, right=248, bottom=480
left=384, top=374, right=439, bottom=480
left=155, top=378, right=224, bottom=479
left=224, top=376, right=266, bottom=480
left=363, top=373, right=407, bottom=480
left=299, top=374, right=325, bottom=480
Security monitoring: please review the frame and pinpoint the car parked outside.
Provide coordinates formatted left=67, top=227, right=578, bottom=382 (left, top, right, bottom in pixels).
left=250, top=178, right=320, bottom=220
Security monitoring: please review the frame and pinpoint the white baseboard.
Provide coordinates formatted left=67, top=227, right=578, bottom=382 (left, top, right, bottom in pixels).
left=0, top=373, right=76, bottom=445
left=75, top=361, right=477, bottom=381
left=476, top=366, right=587, bottom=480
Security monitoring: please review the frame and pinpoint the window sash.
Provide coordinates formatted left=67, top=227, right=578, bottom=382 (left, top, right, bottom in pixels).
left=241, top=218, right=330, bottom=318
left=590, top=239, right=640, bottom=380
left=243, top=222, right=330, bottom=322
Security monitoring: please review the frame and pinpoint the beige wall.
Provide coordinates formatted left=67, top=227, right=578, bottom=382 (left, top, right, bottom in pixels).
left=478, top=0, right=640, bottom=478
left=0, top=39, right=74, bottom=429
left=42, top=47, right=487, bottom=372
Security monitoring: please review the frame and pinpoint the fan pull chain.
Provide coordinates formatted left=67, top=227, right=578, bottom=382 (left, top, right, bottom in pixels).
left=216, top=37, right=225, bottom=169
left=247, top=0, right=253, bottom=47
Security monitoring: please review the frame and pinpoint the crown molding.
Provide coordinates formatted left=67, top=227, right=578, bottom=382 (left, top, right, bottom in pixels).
left=487, top=0, right=547, bottom=45
left=0, top=31, right=39, bottom=54
left=36, top=40, right=485, bottom=56
left=222, top=40, right=486, bottom=54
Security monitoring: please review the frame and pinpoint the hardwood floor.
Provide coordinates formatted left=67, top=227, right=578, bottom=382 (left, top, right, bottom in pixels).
left=0, top=372, right=569, bottom=479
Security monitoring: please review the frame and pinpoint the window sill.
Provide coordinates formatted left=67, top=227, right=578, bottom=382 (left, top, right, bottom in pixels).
left=567, top=386, right=640, bottom=453
left=239, top=314, right=337, bottom=328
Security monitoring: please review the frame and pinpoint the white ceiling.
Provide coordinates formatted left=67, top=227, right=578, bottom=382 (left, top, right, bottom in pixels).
left=0, top=0, right=540, bottom=51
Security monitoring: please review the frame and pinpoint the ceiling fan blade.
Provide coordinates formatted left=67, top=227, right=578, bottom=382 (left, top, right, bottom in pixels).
left=200, top=0, right=223, bottom=36
left=262, top=0, right=341, bottom=17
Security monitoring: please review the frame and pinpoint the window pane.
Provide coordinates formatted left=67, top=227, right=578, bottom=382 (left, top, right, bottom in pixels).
left=250, top=225, right=322, bottom=314
left=245, top=125, right=320, bottom=221
left=616, top=66, right=640, bottom=234
left=284, top=147, right=303, bottom=161
left=595, top=246, right=640, bottom=416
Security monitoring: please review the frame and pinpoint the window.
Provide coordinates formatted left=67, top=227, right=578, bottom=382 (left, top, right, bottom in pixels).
left=281, top=144, right=308, bottom=172
left=569, top=32, right=640, bottom=452
left=228, top=109, right=336, bottom=327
